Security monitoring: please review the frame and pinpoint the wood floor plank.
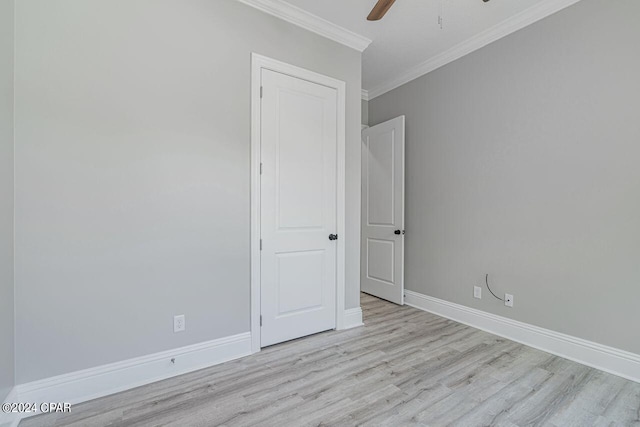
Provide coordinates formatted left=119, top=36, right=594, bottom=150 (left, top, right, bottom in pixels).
left=20, top=293, right=640, bottom=427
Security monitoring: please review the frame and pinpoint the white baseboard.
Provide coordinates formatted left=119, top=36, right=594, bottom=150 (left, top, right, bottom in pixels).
left=13, top=332, right=252, bottom=421
left=343, top=307, right=364, bottom=329
left=405, top=290, right=640, bottom=383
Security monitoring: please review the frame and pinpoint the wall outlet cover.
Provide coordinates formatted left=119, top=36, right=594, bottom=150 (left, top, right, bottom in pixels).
left=174, top=315, right=186, bottom=333
left=505, top=294, right=514, bottom=308
left=473, top=286, right=482, bottom=299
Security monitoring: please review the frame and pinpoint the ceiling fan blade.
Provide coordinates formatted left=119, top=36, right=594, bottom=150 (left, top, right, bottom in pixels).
left=367, top=0, right=397, bottom=21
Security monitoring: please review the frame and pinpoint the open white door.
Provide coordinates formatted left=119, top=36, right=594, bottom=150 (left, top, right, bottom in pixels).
left=259, top=68, right=339, bottom=347
left=361, top=116, right=405, bottom=305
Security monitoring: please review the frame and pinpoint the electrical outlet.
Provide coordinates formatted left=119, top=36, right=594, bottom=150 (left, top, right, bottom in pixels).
left=473, top=286, right=482, bottom=299
left=174, top=315, right=185, bottom=333
left=504, top=294, right=514, bottom=308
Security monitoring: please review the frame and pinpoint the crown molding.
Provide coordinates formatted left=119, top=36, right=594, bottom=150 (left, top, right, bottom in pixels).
left=361, top=89, right=370, bottom=101
left=236, top=0, right=372, bottom=52
left=367, top=0, right=583, bottom=100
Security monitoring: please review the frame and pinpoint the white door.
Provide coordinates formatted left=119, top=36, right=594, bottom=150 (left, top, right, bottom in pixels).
left=260, top=69, right=338, bottom=347
left=361, top=116, right=405, bottom=305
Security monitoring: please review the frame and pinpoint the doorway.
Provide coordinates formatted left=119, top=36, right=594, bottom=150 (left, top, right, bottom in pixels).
left=361, top=116, right=406, bottom=305
left=250, top=54, right=346, bottom=352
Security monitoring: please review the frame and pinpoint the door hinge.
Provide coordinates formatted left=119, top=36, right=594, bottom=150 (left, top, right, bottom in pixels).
left=260, top=239, right=263, bottom=250
left=260, top=315, right=263, bottom=326
left=260, top=86, right=263, bottom=98
left=260, top=163, right=263, bottom=175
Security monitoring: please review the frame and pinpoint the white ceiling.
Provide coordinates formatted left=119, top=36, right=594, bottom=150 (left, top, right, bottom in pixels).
left=283, top=0, right=574, bottom=96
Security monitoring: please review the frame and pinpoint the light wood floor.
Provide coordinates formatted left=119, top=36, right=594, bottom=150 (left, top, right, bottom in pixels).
left=22, top=293, right=640, bottom=427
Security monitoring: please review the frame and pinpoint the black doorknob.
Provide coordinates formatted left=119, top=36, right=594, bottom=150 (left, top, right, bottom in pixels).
left=394, top=230, right=401, bottom=235
left=329, top=234, right=338, bottom=241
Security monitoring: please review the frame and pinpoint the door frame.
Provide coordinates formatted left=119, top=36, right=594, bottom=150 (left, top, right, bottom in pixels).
left=250, top=53, right=347, bottom=354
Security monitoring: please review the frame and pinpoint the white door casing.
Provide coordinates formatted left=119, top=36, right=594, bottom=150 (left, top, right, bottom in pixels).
left=250, top=54, right=346, bottom=352
left=361, top=116, right=405, bottom=305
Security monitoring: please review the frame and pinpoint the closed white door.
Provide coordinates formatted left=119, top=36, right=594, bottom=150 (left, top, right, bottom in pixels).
left=260, top=69, right=338, bottom=347
left=361, top=116, right=405, bottom=305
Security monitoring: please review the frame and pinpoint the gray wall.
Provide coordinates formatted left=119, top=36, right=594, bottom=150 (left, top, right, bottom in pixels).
left=369, top=0, right=640, bottom=354
left=15, top=0, right=361, bottom=383
left=0, top=0, right=15, bottom=402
